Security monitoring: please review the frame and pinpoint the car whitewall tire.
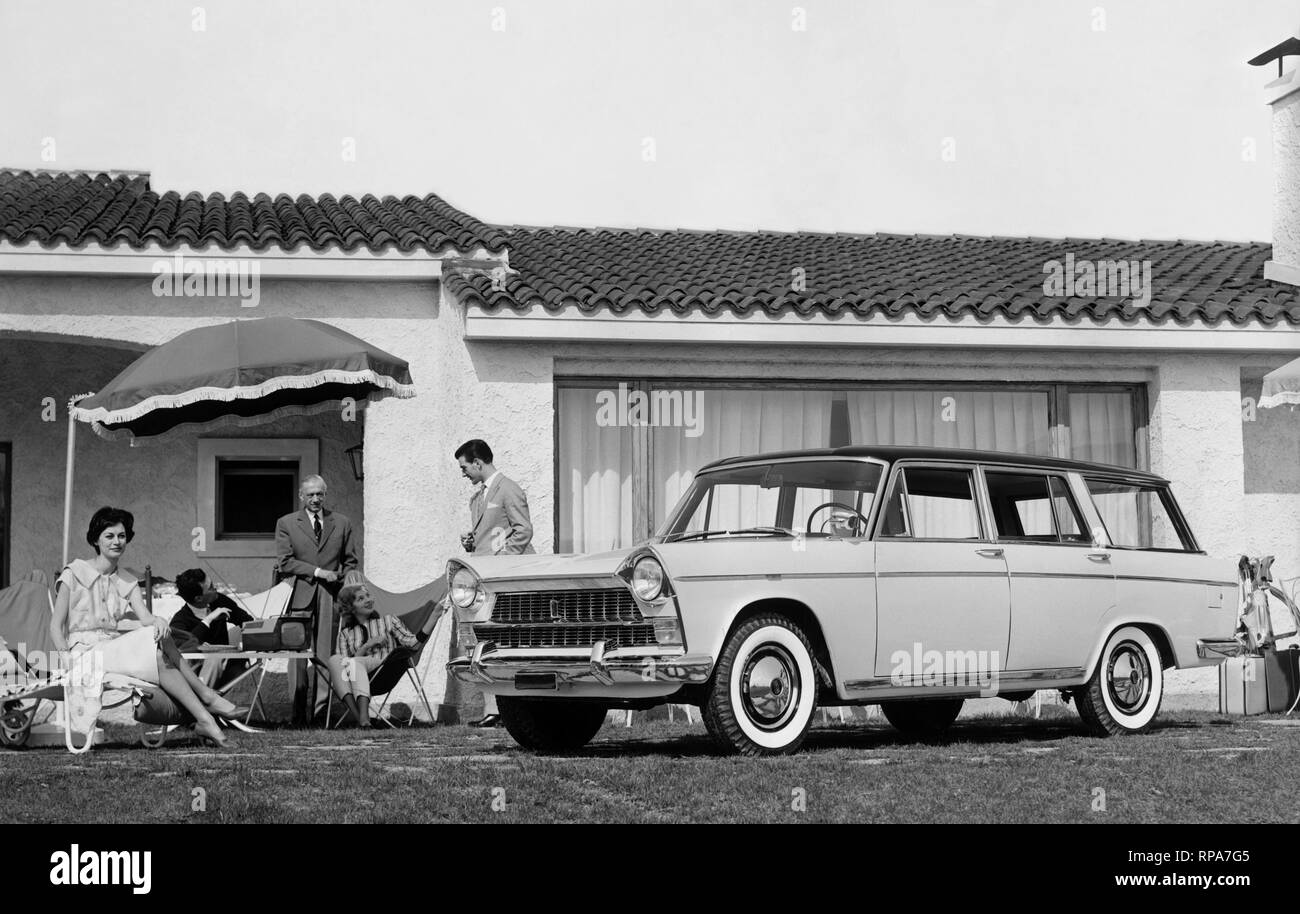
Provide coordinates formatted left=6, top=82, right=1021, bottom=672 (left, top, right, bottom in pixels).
left=1076, top=625, right=1164, bottom=736
left=703, top=614, right=818, bottom=756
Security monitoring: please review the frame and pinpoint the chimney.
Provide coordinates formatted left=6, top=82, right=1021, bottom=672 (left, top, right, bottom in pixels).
left=1251, top=37, right=1300, bottom=285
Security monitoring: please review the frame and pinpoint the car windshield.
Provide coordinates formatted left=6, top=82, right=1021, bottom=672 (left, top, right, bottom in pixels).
left=659, top=460, right=884, bottom=540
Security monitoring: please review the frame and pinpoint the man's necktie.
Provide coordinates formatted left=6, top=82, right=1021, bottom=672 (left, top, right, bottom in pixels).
left=313, top=514, right=322, bottom=543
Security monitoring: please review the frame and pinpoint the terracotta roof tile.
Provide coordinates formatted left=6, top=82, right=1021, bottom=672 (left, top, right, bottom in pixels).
left=0, top=169, right=509, bottom=254
left=444, top=227, right=1300, bottom=326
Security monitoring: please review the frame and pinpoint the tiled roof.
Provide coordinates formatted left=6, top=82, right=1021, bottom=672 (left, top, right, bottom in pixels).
left=0, top=169, right=509, bottom=254
left=445, top=228, right=1300, bottom=326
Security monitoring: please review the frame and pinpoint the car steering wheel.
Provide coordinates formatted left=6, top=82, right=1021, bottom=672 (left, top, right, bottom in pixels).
left=806, top=502, right=870, bottom=536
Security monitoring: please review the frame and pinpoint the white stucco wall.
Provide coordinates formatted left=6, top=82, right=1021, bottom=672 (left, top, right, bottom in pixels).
left=1273, top=86, right=1300, bottom=274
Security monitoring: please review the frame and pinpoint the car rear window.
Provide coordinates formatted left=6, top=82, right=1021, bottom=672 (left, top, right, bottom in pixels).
left=1084, top=478, right=1194, bottom=551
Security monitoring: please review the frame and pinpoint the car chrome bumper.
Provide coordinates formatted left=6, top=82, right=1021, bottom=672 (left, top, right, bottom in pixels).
left=447, top=640, right=713, bottom=687
left=1196, top=638, right=1241, bottom=660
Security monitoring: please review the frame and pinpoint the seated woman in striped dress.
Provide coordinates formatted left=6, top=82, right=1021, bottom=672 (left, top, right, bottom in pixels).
left=328, top=583, right=418, bottom=728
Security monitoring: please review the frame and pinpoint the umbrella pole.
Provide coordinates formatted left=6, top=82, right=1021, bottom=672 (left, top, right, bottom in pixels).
left=62, top=404, right=76, bottom=568
left=61, top=395, right=90, bottom=568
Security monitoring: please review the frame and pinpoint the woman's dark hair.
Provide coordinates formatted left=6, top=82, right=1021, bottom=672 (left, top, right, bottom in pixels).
left=175, top=568, right=207, bottom=603
left=454, top=438, right=493, bottom=464
left=86, top=506, right=135, bottom=552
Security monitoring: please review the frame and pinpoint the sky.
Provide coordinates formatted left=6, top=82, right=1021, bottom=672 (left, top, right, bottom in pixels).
left=0, top=0, right=1297, bottom=240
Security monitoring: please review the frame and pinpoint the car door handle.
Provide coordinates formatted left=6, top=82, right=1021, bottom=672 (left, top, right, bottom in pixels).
left=1087, top=552, right=1111, bottom=563
left=976, top=548, right=1004, bottom=558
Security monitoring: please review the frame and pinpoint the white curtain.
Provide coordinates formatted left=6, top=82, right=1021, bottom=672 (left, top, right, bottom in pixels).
left=653, top=390, right=834, bottom=532
left=1070, top=393, right=1138, bottom=544
left=1069, top=392, right=1136, bottom=467
left=850, top=391, right=1050, bottom=539
left=557, top=388, right=633, bottom=553
left=846, top=389, right=1052, bottom=453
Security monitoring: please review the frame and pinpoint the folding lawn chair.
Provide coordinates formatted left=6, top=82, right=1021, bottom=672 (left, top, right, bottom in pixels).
left=325, top=573, right=447, bottom=728
left=0, top=576, right=163, bottom=753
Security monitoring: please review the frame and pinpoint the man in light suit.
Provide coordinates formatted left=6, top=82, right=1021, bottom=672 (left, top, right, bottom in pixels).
left=275, top=475, right=359, bottom=723
left=455, top=439, right=534, bottom=727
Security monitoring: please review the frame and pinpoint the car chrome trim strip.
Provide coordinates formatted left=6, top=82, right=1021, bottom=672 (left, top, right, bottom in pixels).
left=874, top=571, right=1009, bottom=579
left=672, top=571, right=873, bottom=582
left=1114, top=575, right=1237, bottom=588
left=843, top=667, right=1087, bottom=692
left=448, top=651, right=714, bottom=686
left=479, top=575, right=626, bottom=590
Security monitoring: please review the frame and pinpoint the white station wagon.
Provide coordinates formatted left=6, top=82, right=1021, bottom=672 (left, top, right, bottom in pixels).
left=447, top=446, right=1238, bottom=756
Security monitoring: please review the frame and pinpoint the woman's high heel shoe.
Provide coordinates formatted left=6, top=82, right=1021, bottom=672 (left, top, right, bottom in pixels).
left=196, top=721, right=228, bottom=749
left=204, top=694, right=250, bottom=721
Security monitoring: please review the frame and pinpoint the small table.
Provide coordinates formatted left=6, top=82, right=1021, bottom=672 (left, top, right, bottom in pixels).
left=181, top=651, right=331, bottom=726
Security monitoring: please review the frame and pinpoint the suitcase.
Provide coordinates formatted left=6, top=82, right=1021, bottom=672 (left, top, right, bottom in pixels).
left=1264, top=646, right=1300, bottom=713
left=1219, top=656, right=1268, bottom=715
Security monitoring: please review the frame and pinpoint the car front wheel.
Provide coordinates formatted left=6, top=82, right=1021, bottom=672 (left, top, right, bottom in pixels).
left=880, top=698, right=964, bottom=735
left=1075, top=625, right=1164, bottom=736
left=497, top=697, right=608, bottom=753
left=702, top=614, right=818, bottom=756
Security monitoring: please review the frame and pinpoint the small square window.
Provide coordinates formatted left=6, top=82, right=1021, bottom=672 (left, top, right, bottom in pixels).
left=197, top=439, right=318, bottom=558
left=216, top=460, right=299, bottom=539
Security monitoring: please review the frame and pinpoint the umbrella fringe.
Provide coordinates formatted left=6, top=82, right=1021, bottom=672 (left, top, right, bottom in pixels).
left=83, top=392, right=404, bottom=446
left=1259, top=391, right=1300, bottom=409
left=71, top=369, right=416, bottom=426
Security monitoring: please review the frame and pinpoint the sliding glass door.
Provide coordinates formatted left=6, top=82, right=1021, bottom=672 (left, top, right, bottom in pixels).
left=555, top=382, right=1143, bottom=553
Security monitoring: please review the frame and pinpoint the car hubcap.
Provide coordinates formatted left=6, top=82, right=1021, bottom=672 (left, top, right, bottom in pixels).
left=740, top=644, right=801, bottom=731
left=1106, top=641, right=1151, bottom=713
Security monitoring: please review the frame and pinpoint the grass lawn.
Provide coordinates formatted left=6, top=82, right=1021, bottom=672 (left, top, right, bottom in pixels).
left=2, top=700, right=1299, bottom=822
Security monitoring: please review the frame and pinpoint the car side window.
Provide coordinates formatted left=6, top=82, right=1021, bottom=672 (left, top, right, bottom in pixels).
left=984, top=471, right=1055, bottom=541
left=880, top=466, right=982, bottom=540
left=1084, top=478, right=1193, bottom=551
left=1047, top=476, right=1089, bottom=543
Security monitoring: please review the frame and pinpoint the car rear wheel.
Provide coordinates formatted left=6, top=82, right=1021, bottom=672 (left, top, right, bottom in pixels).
left=880, top=698, right=964, bottom=735
left=497, top=697, right=608, bottom=753
left=1076, top=625, right=1164, bottom=736
left=702, top=614, right=818, bottom=756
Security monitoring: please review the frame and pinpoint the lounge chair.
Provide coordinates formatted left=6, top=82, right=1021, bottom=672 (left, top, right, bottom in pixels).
left=325, top=573, right=447, bottom=727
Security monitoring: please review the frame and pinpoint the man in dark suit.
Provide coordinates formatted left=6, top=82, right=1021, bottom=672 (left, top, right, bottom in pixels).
left=274, top=474, right=358, bottom=722
left=170, top=567, right=254, bottom=690
left=455, top=439, right=534, bottom=727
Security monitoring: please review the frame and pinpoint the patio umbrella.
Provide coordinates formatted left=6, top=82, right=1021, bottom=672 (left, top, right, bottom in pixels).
left=60, top=317, right=415, bottom=563
left=1259, top=355, right=1300, bottom=409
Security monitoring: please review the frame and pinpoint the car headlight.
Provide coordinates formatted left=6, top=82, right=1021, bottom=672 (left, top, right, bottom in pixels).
left=449, top=564, right=482, bottom=609
left=630, top=555, right=666, bottom=602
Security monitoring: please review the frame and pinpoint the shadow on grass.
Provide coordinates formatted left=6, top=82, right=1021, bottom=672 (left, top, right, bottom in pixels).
left=554, top=709, right=1243, bottom=759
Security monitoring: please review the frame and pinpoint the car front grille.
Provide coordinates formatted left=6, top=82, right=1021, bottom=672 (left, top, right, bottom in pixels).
left=491, top=588, right=644, bottom=625
left=474, top=623, right=658, bottom=650
left=479, top=587, right=658, bottom=651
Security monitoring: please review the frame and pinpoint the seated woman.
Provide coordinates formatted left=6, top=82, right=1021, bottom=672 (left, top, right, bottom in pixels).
left=170, top=568, right=253, bottom=688
left=50, top=507, right=245, bottom=748
left=328, top=583, right=418, bottom=728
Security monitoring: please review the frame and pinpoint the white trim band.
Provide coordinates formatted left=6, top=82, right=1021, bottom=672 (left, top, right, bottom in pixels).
left=463, top=305, right=1300, bottom=352
left=0, top=240, right=510, bottom=280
